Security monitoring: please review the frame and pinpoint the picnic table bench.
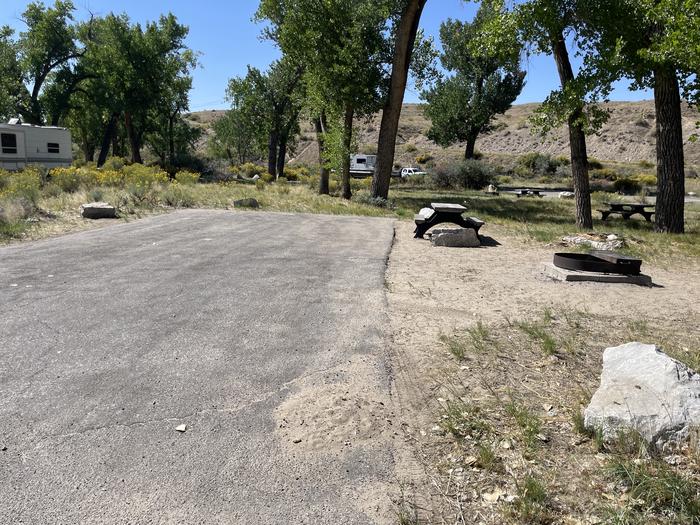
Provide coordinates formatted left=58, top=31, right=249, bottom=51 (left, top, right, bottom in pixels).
left=414, top=202, right=485, bottom=239
left=514, top=189, right=544, bottom=198
left=599, top=202, right=655, bottom=222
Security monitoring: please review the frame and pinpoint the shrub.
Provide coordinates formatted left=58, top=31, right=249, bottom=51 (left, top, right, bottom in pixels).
left=634, top=173, right=657, bottom=186
left=415, top=152, right=433, bottom=164
left=614, top=177, right=642, bottom=194
left=0, top=169, right=42, bottom=205
left=431, top=159, right=494, bottom=190
left=283, top=166, right=310, bottom=181
left=352, top=190, right=394, bottom=208
left=588, top=157, right=604, bottom=169
left=122, top=164, right=169, bottom=186
left=590, top=168, right=619, bottom=181
left=404, top=143, right=417, bottom=153
left=518, top=152, right=558, bottom=175
left=101, top=157, right=128, bottom=171
left=49, top=167, right=83, bottom=192
left=261, top=172, right=275, bottom=183
left=161, top=184, right=195, bottom=207
left=174, top=170, right=200, bottom=185
left=237, top=162, right=267, bottom=178
left=255, top=179, right=266, bottom=191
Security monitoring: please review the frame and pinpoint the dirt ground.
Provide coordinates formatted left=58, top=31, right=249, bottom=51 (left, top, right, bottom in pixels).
left=385, top=221, right=700, bottom=524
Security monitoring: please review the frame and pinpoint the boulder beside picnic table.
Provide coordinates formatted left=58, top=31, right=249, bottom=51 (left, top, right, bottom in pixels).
left=413, top=202, right=485, bottom=239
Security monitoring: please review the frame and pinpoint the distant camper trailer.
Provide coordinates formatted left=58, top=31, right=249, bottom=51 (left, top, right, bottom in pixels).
left=0, top=120, right=72, bottom=171
left=349, top=154, right=376, bottom=178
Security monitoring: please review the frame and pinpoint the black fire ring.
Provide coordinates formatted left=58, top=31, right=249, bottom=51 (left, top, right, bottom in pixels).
left=553, top=252, right=642, bottom=275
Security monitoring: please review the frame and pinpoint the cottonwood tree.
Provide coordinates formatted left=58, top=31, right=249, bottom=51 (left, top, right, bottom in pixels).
left=257, top=0, right=392, bottom=199
left=371, top=0, right=428, bottom=200
left=79, top=13, right=196, bottom=166
left=224, top=59, right=304, bottom=178
left=480, top=0, right=606, bottom=229
left=423, top=6, right=525, bottom=160
left=0, top=1, right=88, bottom=125
left=579, top=0, right=699, bottom=233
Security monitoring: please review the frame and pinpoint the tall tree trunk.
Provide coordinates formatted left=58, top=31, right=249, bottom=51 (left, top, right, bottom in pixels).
left=464, top=130, right=478, bottom=159
left=97, top=112, right=119, bottom=167
left=277, top=134, right=287, bottom=179
left=314, top=112, right=330, bottom=195
left=267, top=129, right=279, bottom=179
left=112, top=131, right=120, bottom=158
left=168, top=114, right=175, bottom=167
left=371, top=0, right=427, bottom=199
left=341, top=104, right=354, bottom=200
left=552, top=33, right=592, bottom=229
left=653, top=67, right=685, bottom=233
left=82, top=140, right=95, bottom=163
left=125, top=112, right=142, bottom=164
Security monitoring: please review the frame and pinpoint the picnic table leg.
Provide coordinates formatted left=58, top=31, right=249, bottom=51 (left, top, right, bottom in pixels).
left=600, top=211, right=610, bottom=221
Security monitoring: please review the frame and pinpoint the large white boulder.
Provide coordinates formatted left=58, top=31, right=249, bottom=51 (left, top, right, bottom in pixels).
left=584, top=342, right=700, bottom=449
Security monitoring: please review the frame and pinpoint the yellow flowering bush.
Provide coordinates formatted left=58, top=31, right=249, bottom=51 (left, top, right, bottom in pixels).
left=174, top=170, right=200, bottom=185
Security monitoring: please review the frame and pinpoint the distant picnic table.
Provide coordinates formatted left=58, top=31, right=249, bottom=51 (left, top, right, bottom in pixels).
left=413, top=202, right=484, bottom=238
left=513, top=189, right=544, bottom=198
left=599, top=202, right=655, bottom=222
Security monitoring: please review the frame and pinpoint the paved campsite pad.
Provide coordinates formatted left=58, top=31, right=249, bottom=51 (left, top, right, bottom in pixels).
left=0, top=210, right=398, bottom=524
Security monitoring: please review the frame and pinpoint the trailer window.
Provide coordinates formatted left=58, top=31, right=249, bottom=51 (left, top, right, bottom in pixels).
left=47, top=142, right=60, bottom=154
left=1, top=133, right=17, bottom=154
left=356, top=158, right=366, bottom=164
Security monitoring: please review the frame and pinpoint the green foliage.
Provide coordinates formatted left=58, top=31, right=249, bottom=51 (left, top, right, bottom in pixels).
left=431, top=159, right=495, bottom=190
left=518, top=152, right=562, bottom=175
left=517, top=320, right=557, bottom=355
left=505, top=398, right=543, bottom=449
left=423, top=4, right=525, bottom=158
left=508, top=474, right=550, bottom=523
left=614, top=177, right=642, bottom=195
left=590, top=168, right=620, bottom=181
left=234, top=162, right=267, bottom=178
left=607, top=458, right=700, bottom=521
left=415, top=152, right=433, bottom=164
left=174, top=170, right=200, bottom=185
left=438, top=398, right=491, bottom=440
left=0, top=168, right=42, bottom=205
left=161, top=184, right=195, bottom=207
left=351, top=190, right=394, bottom=209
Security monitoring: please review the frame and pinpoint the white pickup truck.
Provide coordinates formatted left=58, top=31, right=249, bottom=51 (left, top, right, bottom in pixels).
left=400, top=167, right=427, bottom=178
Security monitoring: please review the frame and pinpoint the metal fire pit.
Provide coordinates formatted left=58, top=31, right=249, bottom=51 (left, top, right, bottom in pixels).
left=553, top=251, right=642, bottom=275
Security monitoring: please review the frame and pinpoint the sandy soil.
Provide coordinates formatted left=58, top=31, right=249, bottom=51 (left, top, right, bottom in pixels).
left=385, top=221, right=700, bottom=522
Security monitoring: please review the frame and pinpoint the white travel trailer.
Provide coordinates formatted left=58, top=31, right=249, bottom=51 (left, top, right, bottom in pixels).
left=349, top=154, right=376, bottom=178
left=0, top=119, right=72, bottom=171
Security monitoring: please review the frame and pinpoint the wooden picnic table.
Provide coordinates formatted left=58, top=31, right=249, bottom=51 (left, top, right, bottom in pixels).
left=514, top=189, right=544, bottom=198
left=600, top=202, right=655, bottom=222
left=413, top=202, right=485, bottom=238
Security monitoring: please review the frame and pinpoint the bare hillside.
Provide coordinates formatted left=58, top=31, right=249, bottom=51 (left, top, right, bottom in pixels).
left=188, top=100, right=700, bottom=168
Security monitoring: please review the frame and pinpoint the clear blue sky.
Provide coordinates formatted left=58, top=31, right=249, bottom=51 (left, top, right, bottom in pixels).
left=1, top=0, right=650, bottom=110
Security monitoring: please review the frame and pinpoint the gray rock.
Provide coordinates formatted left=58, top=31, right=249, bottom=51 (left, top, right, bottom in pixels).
left=559, top=191, right=575, bottom=199
left=584, top=342, right=700, bottom=449
left=233, top=198, right=259, bottom=209
left=562, top=234, right=624, bottom=251
left=80, top=202, right=117, bottom=219
left=430, top=228, right=480, bottom=248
